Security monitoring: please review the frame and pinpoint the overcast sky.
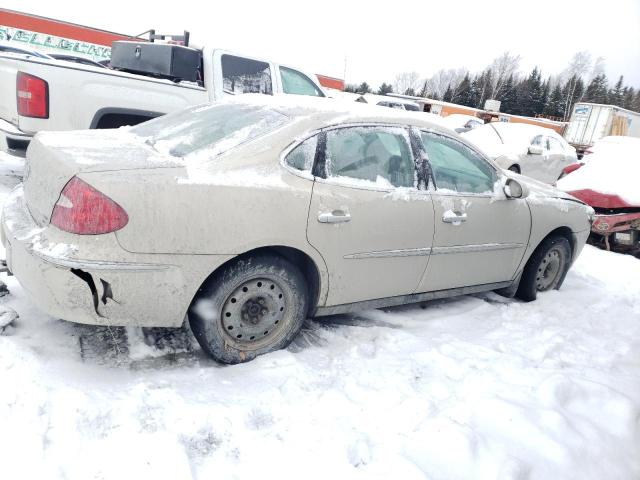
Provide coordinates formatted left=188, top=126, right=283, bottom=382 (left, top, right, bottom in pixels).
left=5, top=0, right=640, bottom=88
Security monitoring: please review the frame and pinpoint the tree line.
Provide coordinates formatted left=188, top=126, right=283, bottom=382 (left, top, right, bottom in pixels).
left=344, top=52, right=640, bottom=121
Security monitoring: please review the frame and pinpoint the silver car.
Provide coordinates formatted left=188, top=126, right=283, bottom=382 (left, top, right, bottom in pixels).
left=1, top=96, right=593, bottom=363
left=462, top=122, right=578, bottom=184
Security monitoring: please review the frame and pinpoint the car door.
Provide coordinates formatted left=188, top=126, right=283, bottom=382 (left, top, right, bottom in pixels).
left=305, top=125, right=435, bottom=306
left=416, top=130, right=531, bottom=293
left=519, top=134, right=552, bottom=182
left=547, top=136, right=574, bottom=181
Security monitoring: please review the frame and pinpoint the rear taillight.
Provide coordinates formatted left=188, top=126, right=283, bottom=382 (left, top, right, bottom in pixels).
left=17, top=72, right=49, bottom=119
left=51, top=177, right=128, bottom=235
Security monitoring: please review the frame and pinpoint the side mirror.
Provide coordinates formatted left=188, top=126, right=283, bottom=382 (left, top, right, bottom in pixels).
left=528, top=144, right=544, bottom=155
left=504, top=177, right=527, bottom=199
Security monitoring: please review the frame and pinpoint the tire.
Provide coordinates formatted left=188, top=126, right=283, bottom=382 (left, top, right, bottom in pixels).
left=189, top=254, right=309, bottom=364
left=516, top=235, right=571, bottom=302
left=508, top=165, right=521, bottom=174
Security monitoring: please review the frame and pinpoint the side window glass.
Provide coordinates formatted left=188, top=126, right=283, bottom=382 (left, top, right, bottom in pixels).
left=285, top=136, right=318, bottom=172
left=325, top=127, right=415, bottom=188
left=531, top=135, right=544, bottom=147
left=280, top=67, right=324, bottom=97
left=222, top=54, right=272, bottom=95
left=420, top=132, right=495, bottom=194
left=548, top=137, right=562, bottom=151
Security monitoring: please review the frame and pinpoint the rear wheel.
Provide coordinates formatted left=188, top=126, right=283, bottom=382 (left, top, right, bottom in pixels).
left=516, top=235, right=571, bottom=302
left=189, top=254, right=309, bottom=364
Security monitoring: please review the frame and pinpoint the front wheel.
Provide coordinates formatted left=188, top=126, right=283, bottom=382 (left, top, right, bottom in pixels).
left=189, top=254, right=309, bottom=364
left=516, top=235, right=571, bottom=302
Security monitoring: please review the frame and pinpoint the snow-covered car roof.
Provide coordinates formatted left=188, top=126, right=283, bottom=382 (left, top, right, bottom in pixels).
left=557, top=136, right=640, bottom=206
left=213, top=94, right=452, bottom=132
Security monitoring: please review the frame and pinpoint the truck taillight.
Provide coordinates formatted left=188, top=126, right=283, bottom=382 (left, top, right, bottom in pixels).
left=17, top=72, right=49, bottom=119
left=51, top=177, right=128, bottom=235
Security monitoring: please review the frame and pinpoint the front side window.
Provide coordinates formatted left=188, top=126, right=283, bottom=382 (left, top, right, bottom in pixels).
left=280, top=67, right=324, bottom=97
left=325, top=127, right=415, bottom=188
left=222, top=54, right=272, bottom=95
left=285, top=136, right=318, bottom=172
left=420, top=132, right=495, bottom=194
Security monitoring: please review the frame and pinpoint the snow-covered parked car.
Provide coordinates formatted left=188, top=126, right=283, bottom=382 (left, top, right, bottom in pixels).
left=1, top=96, right=593, bottom=363
left=462, top=122, right=578, bottom=184
left=441, top=113, right=485, bottom=133
left=557, top=136, right=640, bottom=254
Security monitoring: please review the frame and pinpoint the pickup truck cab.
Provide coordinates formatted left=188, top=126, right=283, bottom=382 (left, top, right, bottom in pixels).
left=0, top=45, right=326, bottom=156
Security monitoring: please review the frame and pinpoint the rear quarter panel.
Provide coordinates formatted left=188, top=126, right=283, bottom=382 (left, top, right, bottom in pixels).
left=79, top=133, right=329, bottom=304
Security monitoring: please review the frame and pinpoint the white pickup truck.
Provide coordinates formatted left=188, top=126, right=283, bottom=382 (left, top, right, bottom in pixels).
left=0, top=45, right=326, bottom=157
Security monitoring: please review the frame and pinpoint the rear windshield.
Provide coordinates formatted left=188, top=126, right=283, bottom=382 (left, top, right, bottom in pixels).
left=131, top=102, right=289, bottom=157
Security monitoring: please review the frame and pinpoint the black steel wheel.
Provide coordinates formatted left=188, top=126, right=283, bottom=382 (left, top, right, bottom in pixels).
left=516, top=235, right=572, bottom=302
left=189, top=254, right=309, bottom=364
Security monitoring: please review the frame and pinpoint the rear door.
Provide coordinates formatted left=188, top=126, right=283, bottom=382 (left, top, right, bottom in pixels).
left=416, top=130, right=531, bottom=293
left=305, top=125, right=435, bottom=306
left=546, top=136, right=574, bottom=181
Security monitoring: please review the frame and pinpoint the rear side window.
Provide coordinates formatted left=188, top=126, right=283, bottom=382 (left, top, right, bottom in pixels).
left=285, top=136, right=318, bottom=171
left=222, top=54, right=272, bottom=95
left=280, top=67, right=324, bottom=97
left=420, top=132, right=495, bottom=194
left=131, top=103, right=288, bottom=157
left=325, top=127, right=415, bottom=188
left=547, top=137, right=564, bottom=151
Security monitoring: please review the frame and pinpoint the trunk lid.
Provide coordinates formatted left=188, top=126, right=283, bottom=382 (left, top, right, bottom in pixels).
left=24, top=129, right=181, bottom=226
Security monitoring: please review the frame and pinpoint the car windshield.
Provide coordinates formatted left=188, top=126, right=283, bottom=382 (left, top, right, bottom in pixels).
left=131, top=102, right=289, bottom=157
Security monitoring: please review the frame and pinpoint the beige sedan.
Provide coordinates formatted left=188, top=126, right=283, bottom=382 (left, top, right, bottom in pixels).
left=1, top=96, right=593, bottom=363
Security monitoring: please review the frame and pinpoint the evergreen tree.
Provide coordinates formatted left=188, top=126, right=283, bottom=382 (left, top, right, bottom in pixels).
left=357, top=82, right=372, bottom=94
left=499, top=74, right=517, bottom=113
left=404, top=87, right=416, bottom=96
left=344, top=84, right=359, bottom=93
left=622, top=86, right=635, bottom=110
left=608, top=75, right=624, bottom=106
left=377, top=83, right=393, bottom=95
left=517, top=67, right=544, bottom=117
left=539, top=79, right=550, bottom=115
left=442, top=84, right=453, bottom=102
left=584, top=74, right=608, bottom=103
left=544, top=83, right=564, bottom=118
left=456, top=74, right=474, bottom=107
left=632, top=90, right=640, bottom=112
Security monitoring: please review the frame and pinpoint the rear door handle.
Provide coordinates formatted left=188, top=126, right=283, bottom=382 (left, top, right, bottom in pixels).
left=442, top=210, right=467, bottom=224
left=318, top=210, right=351, bottom=224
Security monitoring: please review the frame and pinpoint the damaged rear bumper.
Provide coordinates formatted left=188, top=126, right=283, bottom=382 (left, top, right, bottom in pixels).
left=1, top=186, right=193, bottom=327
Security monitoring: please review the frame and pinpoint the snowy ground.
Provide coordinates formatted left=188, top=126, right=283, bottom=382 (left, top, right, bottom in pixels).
left=0, top=169, right=639, bottom=480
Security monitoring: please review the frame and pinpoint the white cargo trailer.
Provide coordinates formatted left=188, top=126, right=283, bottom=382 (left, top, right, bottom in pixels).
left=564, top=102, right=640, bottom=154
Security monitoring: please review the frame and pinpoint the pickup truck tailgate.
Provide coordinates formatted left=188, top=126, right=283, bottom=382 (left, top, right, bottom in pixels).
left=24, top=129, right=181, bottom=227
left=0, top=55, right=19, bottom=126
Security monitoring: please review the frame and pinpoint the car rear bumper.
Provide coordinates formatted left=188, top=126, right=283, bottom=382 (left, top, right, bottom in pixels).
left=1, top=185, right=204, bottom=327
left=0, top=118, right=32, bottom=156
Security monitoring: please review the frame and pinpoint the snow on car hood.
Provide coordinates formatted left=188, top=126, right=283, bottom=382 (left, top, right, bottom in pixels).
left=557, top=137, right=640, bottom=206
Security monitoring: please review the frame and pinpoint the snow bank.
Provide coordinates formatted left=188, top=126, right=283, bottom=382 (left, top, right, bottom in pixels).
left=557, top=136, right=640, bottom=205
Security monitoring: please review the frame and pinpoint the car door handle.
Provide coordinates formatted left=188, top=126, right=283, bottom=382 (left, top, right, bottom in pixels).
left=442, top=210, right=467, bottom=224
left=318, top=210, right=351, bottom=224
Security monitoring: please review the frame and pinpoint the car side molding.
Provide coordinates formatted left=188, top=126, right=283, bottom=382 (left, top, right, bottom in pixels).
left=313, top=280, right=514, bottom=316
